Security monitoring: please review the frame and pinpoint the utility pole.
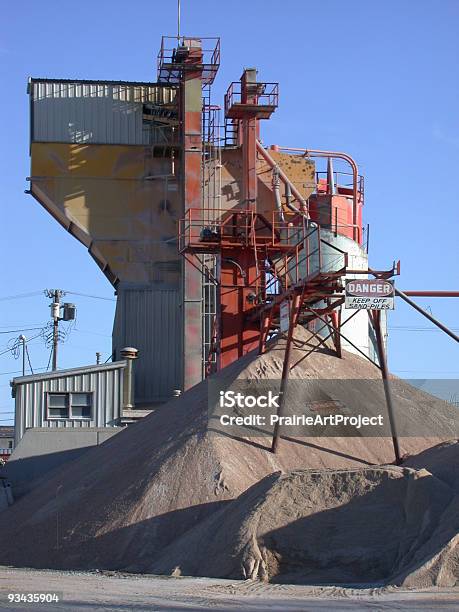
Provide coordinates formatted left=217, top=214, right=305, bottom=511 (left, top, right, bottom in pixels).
left=51, top=289, right=61, bottom=371
left=44, top=289, right=77, bottom=371
left=19, top=335, right=26, bottom=376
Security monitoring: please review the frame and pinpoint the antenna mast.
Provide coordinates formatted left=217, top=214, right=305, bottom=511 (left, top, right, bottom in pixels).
left=177, top=0, right=181, bottom=44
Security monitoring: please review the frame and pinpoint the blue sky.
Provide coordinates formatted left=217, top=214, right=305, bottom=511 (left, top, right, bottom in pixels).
left=1, top=1, right=458, bottom=424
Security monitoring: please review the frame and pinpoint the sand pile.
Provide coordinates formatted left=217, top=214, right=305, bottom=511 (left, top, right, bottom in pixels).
left=403, top=440, right=459, bottom=492
left=0, top=329, right=456, bottom=578
left=151, top=463, right=459, bottom=587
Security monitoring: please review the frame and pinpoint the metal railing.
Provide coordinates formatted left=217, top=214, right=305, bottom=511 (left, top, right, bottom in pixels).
left=262, top=225, right=348, bottom=298
left=224, top=81, right=279, bottom=116
left=273, top=146, right=362, bottom=242
left=179, top=209, right=310, bottom=253
left=157, top=36, right=220, bottom=85
left=178, top=210, right=348, bottom=305
left=200, top=90, right=222, bottom=376
left=316, top=170, right=364, bottom=201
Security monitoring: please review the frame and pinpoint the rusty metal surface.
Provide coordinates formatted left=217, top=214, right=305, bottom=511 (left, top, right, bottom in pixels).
left=181, top=65, right=205, bottom=391
left=220, top=148, right=315, bottom=219
left=30, top=143, right=181, bottom=286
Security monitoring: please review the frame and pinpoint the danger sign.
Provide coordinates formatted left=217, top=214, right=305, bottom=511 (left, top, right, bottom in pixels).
left=345, top=279, right=394, bottom=310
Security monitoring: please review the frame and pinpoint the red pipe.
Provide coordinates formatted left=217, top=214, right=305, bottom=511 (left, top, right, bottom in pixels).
left=273, top=146, right=359, bottom=242
left=256, top=141, right=308, bottom=214
left=402, top=291, right=459, bottom=297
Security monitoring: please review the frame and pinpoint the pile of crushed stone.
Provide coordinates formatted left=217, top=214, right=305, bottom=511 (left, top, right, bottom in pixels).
left=0, top=329, right=456, bottom=584
left=152, top=461, right=459, bottom=587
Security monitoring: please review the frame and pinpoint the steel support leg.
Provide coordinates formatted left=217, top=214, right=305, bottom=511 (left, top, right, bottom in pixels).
left=330, top=309, right=342, bottom=358
left=271, top=292, right=302, bottom=453
left=259, top=304, right=274, bottom=355
left=369, top=310, right=401, bottom=465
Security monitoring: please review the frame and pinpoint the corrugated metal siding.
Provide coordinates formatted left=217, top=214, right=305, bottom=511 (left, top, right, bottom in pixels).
left=30, top=80, right=177, bottom=145
left=113, top=288, right=182, bottom=404
left=14, top=363, right=125, bottom=444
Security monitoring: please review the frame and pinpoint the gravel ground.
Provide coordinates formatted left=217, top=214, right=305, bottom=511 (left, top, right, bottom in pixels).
left=0, top=567, right=457, bottom=611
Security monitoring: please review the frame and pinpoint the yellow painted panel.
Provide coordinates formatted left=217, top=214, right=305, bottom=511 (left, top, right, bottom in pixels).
left=31, top=142, right=181, bottom=286
left=219, top=148, right=316, bottom=219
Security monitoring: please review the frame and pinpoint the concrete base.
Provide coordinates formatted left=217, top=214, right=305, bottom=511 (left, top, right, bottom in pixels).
left=0, top=427, right=122, bottom=499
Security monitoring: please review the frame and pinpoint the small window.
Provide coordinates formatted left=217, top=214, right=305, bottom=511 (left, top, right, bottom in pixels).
left=8, top=441, right=13, bottom=449
left=47, top=393, right=69, bottom=419
left=47, top=392, right=93, bottom=420
left=71, top=393, right=92, bottom=419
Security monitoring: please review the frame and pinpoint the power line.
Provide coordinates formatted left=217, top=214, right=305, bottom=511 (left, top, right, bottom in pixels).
left=392, top=369, right=459, bottom=374
left=0, top=323, right=44, bottom=328
left=389, top=326, right=459, bottom=332
left=46, top=347, right=53, bottom=372
left=0, top=366, right=48, bottom=377
left=0, top=331, right=44, bottom=356
left=0, top=327, right=44, bottom=335
left=0, top=346, right=14, bottom=357
left=64, top=290, right=116, bottom=302
left=0, top=289, right=115, bottom=303
left=0, top=291, right=43, bottom=302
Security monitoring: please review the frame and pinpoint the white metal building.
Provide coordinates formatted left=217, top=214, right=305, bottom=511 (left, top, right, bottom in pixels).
left=11, top=361, right=127, bottom=445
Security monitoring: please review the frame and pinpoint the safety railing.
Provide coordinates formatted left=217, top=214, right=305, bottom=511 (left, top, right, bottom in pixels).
left=157, top=36, right=220, bottom=85
left=224, top=81, right=279, bottom=116
left=316, top=171, right=364, bottom=200
left=178, top=208, right=307, bottom=254
left=272, top=146, right=362, bottom=242
left=262, top=225, right=348, bottom=299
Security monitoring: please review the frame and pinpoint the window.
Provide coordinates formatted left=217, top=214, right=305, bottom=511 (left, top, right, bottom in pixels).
left=47, top=392, right=93, bottom=420
left=70, top=393, right=92, bottom=419
left=47, top=393, right=69, bottom=419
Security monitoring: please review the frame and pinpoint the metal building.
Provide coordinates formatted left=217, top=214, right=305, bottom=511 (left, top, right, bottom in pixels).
left=11, top=361, right=126, bottom=445
left=0, top=428, right=15, bottom=462
left=28, top=75, right=183, bottom=406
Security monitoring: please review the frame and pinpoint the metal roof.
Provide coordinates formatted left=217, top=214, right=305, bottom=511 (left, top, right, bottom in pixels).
left=27, top=77, right=179, bottom=93
left=11, top=360, right=127, bottom=386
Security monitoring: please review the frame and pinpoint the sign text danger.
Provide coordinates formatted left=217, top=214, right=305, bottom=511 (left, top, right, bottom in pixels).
left=345, top=279, right=394, bottom=310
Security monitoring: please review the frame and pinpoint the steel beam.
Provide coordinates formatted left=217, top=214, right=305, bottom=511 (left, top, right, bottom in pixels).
left=304, top=306, right=380, bottom=369
left=330, top=309, right=342, bottom=358
left=182, top=56, right=204, bottom=391
left=368, top=310, right=401, bottom=465
left=395, top=288, right=459, bottom=343
left=259, top=303, right=274, bottom=355
left=271, top=293, right=302, bottom=453
left=401, top=291, right=459, bottom=298
left=241, top=69, right=258, bottom=209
